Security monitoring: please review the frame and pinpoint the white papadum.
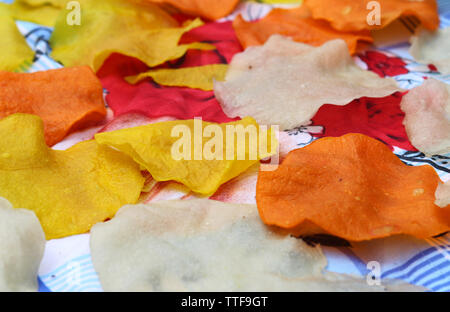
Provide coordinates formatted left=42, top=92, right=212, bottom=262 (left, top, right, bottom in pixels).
left=401, top=78, right=450, bottom=155
left=214, top=35, right=401, bottom=130
left=90, top=199, right=423, bottom=292
left=435, top=180, right=450, bottom=208
left=0, top=197, right=45, bottom=292
left=410, top=27, right=450, bottom=75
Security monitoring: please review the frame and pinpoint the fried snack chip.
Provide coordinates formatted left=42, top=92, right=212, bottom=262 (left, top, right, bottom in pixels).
left=214, top=35, right=401, bottom=130
left=95, top=117, right=274, bottom=196
left=400, top=79, right=450, bottom=155
left=256, top=133, right=450, bottom=241
left=178, top=20, right=243, bottom=65
left=209, top=130, right=315, bottom=204
left=9, top=0, right=65, bottom=27
left=232, top=6, right=373, bottom=54
left=0, top=66, right=107, bottom=146
left=143, top=0, right=239, bottom=20
left=16, top=0, right=66, bottom=6
left=435, top=181, right=450, bottom=208
left=0, top=197, right=44, bottom=291
left=99, top=55, right=235, bottom=123
left=260, top=0, right=302, bottom=3
left=50, top=0, right=214, bottom=71
left=0, top=114, right=144, bottom=240
left=410, top=27, right=450, bottom=75
left=98, top=22, right=241, bottom=124
left=304, top=0, right=439, bottom=32
left=0, top=5, right=34, bottom=71
left=125, top=64, right=228, bottom=91
left=90, top=199, right=423, bottom=291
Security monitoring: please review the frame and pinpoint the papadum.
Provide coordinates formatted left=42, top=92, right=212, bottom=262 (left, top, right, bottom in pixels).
left=90, top=199, right=423, bottom=292
left=410, top=27, right=450, bottom=75
left=256, top=133, right=450, bottom=241
left=214, top=35, right=400, bottom=130
left=0, top=114, right=144, bottom=239
left=0, top=197, right=45, bottom=292
left=400, top=78, right=450, bottom=155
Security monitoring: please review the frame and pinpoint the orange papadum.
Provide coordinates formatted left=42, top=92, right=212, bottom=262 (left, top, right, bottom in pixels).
left=145, top=0, right=239, bottom=20
left=0, top=66, right=106, bottom=146
left=304, top=0, right=439, bottom=32
left=256, top=133, right=450, bottom=241
left=233, top=5, right=373, bottom=54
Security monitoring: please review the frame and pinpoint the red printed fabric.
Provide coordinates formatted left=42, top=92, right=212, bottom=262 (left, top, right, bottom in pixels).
left=178, top=21, right=242, bottom=66
left=359, top=51, right=409, bottom=78
left=97, top=21, right=242, bottom=123
left=311, top=92, right=416, bottom=151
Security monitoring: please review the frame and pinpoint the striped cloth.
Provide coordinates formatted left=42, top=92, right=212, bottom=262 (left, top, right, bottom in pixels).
left=0, top=0, right=449, bottom=292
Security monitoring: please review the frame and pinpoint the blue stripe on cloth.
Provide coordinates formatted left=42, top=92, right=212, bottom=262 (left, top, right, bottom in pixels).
left=41, top=258, right=93, bottom=285
left=38, top=277, right=51, bottom=292
left=39, top=253, right=102, bottom=292
left=385, top=253, right=447, bottom=280
left=42, top=263, right=98, bottom=289
left=438, top=0, right=450, bottom=10
left=44, top=264, right=97, bottom=289
left=65, top=278, right=103, bottom=292
left=381, top=246, right=445, bottom=278
left=40, top=254, right=91, bottom=278
left=40, top=256, right=102, bottom=292
left=410, top=260, right=450, bottom=284
left=421, top=266, right=450, bottom=289
left=432, top=280, right=450, bottom=292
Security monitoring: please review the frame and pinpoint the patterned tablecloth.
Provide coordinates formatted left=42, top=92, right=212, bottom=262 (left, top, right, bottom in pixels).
left=1, top=0, right=449, bottom=292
